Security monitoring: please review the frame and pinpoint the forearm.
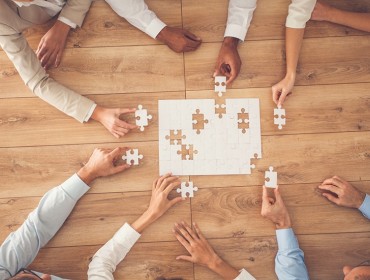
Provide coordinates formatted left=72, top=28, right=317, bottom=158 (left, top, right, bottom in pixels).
left=285, top=27, right=305, bottom=77
left=207, top=256, right=239, bottom=280
left=325, top=9, right=370, bottom=32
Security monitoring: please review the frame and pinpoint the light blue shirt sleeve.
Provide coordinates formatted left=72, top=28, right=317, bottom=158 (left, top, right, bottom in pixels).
left=0, top=174, right=90, bottom=278
left=275, top=228, right=309, bottom=280
left=359, top=194, right=370, bottom=219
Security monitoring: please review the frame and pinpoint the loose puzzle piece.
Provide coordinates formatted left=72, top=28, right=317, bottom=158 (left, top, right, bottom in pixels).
left=192, top=109, right=209, bottom=134
left=237, top=108, right=249, bottom=134
left=135, top=104, right=153, bottom=131
left=177, top=181, right=198, bottom=198
left=165, top=129, right=186, bottom=145
left=122, top=149, right=143, bottom=165
left=274, top=105, right=286, bottom=130
left=214, top=76, right=226, bottom=97
left=265, top=166, right=277, bottom=188
left=177, top=144, right=198, bottom=160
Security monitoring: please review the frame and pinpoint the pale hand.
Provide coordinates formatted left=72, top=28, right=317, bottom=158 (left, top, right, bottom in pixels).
left=77, top=147, right=130, bottom=184
left=318, top=176, right=366, bottom=209
left=36, top=20, right=70, bottom=70
left=311, top=1, right=333, bottom=22
left=157, top=26, right=201, bottom=53
left=272, top=74, right=295, bottom=107
left=91, top=106, right=138, bottom=139
left=261, top=186, right=292, bottom=229
left=214, top=37, right=241, bottom=85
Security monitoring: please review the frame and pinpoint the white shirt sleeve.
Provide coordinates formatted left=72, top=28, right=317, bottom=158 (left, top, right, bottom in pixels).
left=224, top=0, right=257, bottom=41
left=105, top=0, right=166, bottom=39
left=88, top=223, right=141, bottom=280
left=58, top=16, right=77, bottom=29
left=286, top=0, right=316, bottom=28
left=234, top=268, right=256, bottom=280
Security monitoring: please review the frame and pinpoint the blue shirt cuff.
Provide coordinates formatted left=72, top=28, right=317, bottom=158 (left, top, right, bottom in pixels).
left=359, top=194, right=370, bottom=219
left=61, top=174, right=90, bottom=201
left=276, top=228, right=299, bottom=251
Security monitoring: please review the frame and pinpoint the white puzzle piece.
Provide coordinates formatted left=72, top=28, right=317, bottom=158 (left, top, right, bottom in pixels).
left=265, top=166, right=277, bottom=188
left=135, top=104, right=152, bottom=131
left=214, top=76, right=226, bottom=97
left=177, top=181, right=198, bottom=198
left=122, top=149, right=143, bottom=165
left=274, top=105, right=286, bottom=130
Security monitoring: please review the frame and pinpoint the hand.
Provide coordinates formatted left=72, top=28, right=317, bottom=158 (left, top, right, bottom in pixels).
left=91, top=106, right=138, bottom=139
left=77, top=147, right=130, bottom=185
left=131, top=174, right=183, bottom=233
left=156, top=26, right=202, bottom=53
left=36, top=20, right=70, bottom=70
left=318, top=176, right=366, bottom=209
left=311, top=1, right=333, bottom=22
left=271, top=74, right=295, bottom=107
left=214, top=37, right=241, bottom=85
left=261, top=186, right=292, bottom=229
left=174, top=222, right=239, bottom=279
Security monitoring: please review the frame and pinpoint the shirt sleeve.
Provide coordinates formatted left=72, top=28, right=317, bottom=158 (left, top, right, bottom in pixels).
left=88, top=223, right=141, bottom=280
left=234, top=268, right=256, bottom=280
left=224, top=0, right=257, bottom=41
left=286, top=0, right=316, bottom=28
left=58, top=0, right=93, bottom=28
left=275, top=228, right=309, bottom=280
left=359, top=194, right=370, bottom=219
left=58, top=16, right=77, bottom=29
left=0, top=174, right=90, bottom=277
left=105, top=0, right=166, bottom=39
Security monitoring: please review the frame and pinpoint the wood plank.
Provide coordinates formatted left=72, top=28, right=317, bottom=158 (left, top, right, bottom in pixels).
left=186, top=83, right=370, bottom=135
left=0, top=92, right=184, bottom=148
left=184, top=36, right=370, bottom=91
left=182, top=0, right=370, bottom=43
left=23, top=0, right=182, bottom=49
left=30, top=241, right=194, bottom=280
left=191, top=184, right=370, bottom=240
left=190, top=131, right=370, bottom=188
left=0, top=45, right=184, bottom=97
left=0, top=191, right=191, bottom=247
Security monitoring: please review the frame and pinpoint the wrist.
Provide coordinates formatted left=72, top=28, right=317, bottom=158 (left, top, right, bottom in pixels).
left=131, top=211, right=156, bottom=233
left=77, top=166, right=96, bottom=185
left=91, top=105, right=104, bottom=122
left=285, top=71, right=296, bottom=80
left=55, top=20, right=71, bottom=34
left=223, top=37, right=239, bottom=49
left=156, top=26, right=169, bottom=43
left=275, top=218, right=292, bottom=230
left=356, top=191, right=366, bottom=209
left=207, top=254, right=224, bottom=271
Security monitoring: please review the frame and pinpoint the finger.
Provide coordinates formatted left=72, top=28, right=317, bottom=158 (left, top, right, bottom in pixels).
left=273, top=187, right=284, bottom=203
left=155, top=173, right=172, bottom=189
left=176, top=255, right=193, bottom=263
left=278, top=90, right=290, bottom=107
left=322, top=192, right=340, bottom=205
left=262, top=186, right=269, bottom=200
left=159, top=176, right=180, bottom=192
left=175, top=222, right=194, bottom=244
left=321, top=177, right=343, bottom=188
left=114, top=120, right=131, bottom=131
left=318, top=184, right=341, bottom=196
left=45, top=48, right=59, bottom=70
left=193, top=222, right=206, bottom=241
left=169, top=196, right=183, bottom=208
left=271, top=86, right=280, bottom=105
left=173, top=228, right=192, bottom=251
left=164, top=179, right=181, bottom=195
left=185, top=37, right=202, bottom=49
left=55, top=49, right=63, bottom=67
left=111, top=131, right=120, bottom=139
left=183, top=45, right=198, bottom=52
left=182, top=221, right=198, bottom=240
left=112, top=129, right=125, bottom=138
left=113, top=163, right=131, bottom=174
left=108, top=147, right=125, bottom=159
left=119, top=108, right=137, bottom=115
left=213, top=61, right=223, bottom=77
left=40, top=48, right=54, bottom=68
left=37, top=44, right=48, bottom=60
left=184, top=30, right=201, bottom=41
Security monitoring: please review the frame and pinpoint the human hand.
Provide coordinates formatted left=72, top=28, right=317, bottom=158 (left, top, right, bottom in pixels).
left=91, top=106, right=138, bottom=139
left=174, top=221, right=239, bottom=279
left=318, top=176, right=366, bottom=209
left=77, top=147, right=130, bottom=185
left=214, top=37, right=241, bottom=85
left=131, top=174, right=183, bottom=233
left=36, top=20, right=70, bottom=70
left=156, top=26, right=201, bottom=53
left=261, top=186, right=292, bottom=229
left=311, top=1, right=333, bottom=22
left=272, top=74, right=295, bottom=107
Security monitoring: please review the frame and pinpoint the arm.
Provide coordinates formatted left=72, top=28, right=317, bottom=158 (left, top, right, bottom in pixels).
left=214, top=0, right=257, bottom=84
left=272, top=0, right=316, bottom=106
left=88, top=174, right=183, bottom=279
left=311, top=1, right=370, bottom=32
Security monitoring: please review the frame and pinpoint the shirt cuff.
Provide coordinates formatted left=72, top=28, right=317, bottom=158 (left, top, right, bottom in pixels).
left=146, top=18, right=167, bottom=39
left=234, top=268, right=256, bottom=280
left=84, top=103, right=97, bottom=122
left=276, top=228, right=300, bottom=252
left=359, top=194, right=370, bottom=219
left=61, top=173, right=90, bottom=201
left=224, top=24, right=247, bottom=42
left=58, top=17, right=77, bottom=29
left=114, top=223, right=141, bottom=248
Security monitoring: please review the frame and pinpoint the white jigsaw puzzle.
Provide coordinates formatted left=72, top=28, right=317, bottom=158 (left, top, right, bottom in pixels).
left=265, top=166, right=277, bottom=188
left=274, top=105, right=286, bottom=130
left=122, top=149, right=143, bottom=165
left=177, top=181, right=198, bottom=198
left=135, top=104, right=152, bottom=131
left=214, top=76, right=226, bottom=97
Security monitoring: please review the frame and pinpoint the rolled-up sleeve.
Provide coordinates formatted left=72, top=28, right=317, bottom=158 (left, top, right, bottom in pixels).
left=286, top=0, right=316, bottom=28
left=359, top=194, right=370, bottom=219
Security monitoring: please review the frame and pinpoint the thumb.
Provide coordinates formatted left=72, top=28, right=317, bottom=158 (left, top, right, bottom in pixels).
left=119, top=108, right=137, bottom=115
left=184, top=30, right=201, bottom=41
left=278, top=90, right=289, bottom=107
left=169, top=196, right=183, bottom=208
left=176, top=255, right=193, bottom=263
left=113, top=163, right=130, bottom=174
left=274, top=187, right=285, bottom=204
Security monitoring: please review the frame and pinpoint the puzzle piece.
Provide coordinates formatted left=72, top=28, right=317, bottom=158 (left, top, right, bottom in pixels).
left=192, top=109, right=209, bottom=134
left=214, top=76, right=226, bottom=97
left=177, top=181, right=198, bottom=198
left=165, top=130, right=186, bottom=145
left=135, top=104, right=152, bottom=131
left=177, top=144, right=198, bottom=160
left=215, top=97, right=226, bottom=118
left=265, top=166, right=277, bottom=188
left=237, top=108, right=249, bottom=134
left=274, top=105, right=286, bottom=130
left=122, top=149, right=143, bottom=165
